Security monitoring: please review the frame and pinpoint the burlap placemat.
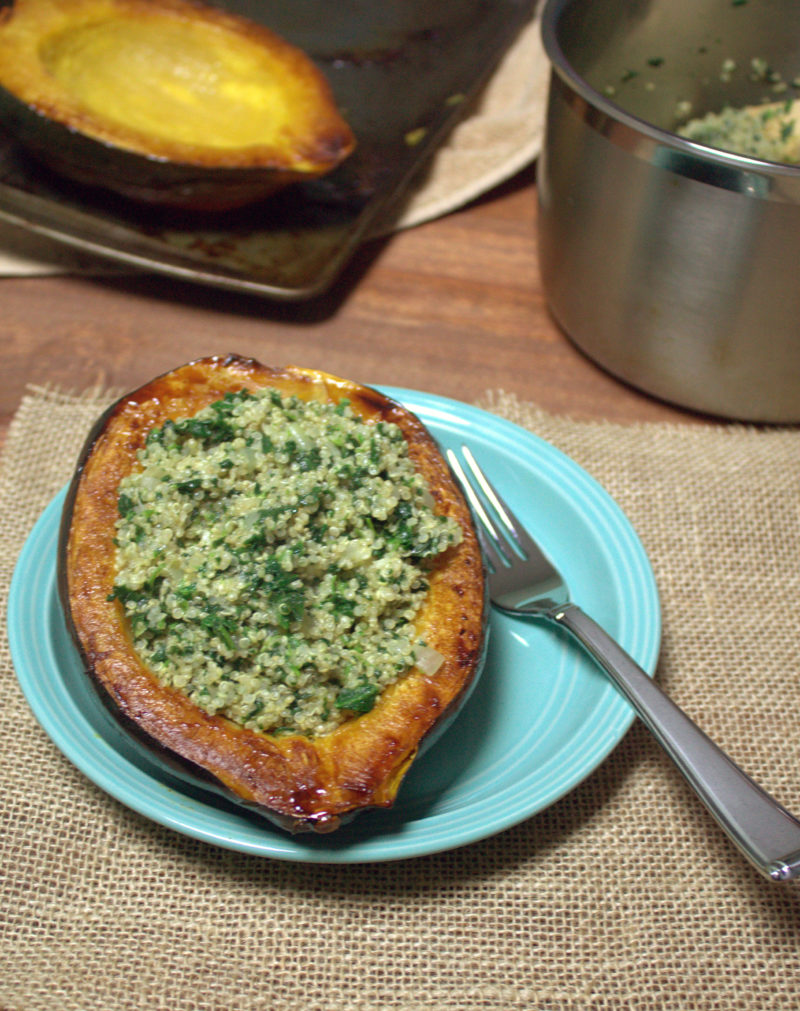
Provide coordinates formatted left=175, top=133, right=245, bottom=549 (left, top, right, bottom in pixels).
left=2, top=386, right=799, bottom=1011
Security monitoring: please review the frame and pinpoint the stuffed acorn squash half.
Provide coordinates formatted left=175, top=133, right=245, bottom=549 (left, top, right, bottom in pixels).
left=58, top=356, right=487, bottom=832
left=0, top=0, right=355, bottom=209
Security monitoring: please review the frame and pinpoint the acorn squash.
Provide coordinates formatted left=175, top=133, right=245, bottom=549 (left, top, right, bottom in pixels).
left=0, top=0, right=355, bottom=210
left=57, top=356, right=487, bottom=832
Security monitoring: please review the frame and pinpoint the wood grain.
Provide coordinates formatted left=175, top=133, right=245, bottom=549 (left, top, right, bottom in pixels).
left=0, top=166, right=703, bottom=450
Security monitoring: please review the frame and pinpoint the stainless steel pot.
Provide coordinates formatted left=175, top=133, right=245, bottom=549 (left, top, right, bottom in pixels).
left=538, top=0, right=800, bottom=421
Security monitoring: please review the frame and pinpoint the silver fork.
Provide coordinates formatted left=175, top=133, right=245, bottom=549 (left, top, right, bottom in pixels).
left=447, top=444, right=800, bottom=883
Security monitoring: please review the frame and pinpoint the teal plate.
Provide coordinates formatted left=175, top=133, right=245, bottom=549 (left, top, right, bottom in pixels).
left=7, top=391, right=660, bottom=862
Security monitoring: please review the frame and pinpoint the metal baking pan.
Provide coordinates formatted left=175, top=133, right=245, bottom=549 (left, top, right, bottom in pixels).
left=0, top=0, right=535, bottom=300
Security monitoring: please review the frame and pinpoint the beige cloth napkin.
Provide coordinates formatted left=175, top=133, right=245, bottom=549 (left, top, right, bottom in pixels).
left=0, top=12, right=548, bottom=277
left=1, top=385, right=799, bottom=1011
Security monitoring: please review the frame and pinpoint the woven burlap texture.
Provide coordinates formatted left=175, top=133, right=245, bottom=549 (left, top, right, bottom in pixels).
left=1, top=386, right=799, bottom=1011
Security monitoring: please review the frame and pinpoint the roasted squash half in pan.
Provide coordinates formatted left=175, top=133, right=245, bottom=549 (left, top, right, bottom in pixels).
left=0, top=0, right=355, bottom=209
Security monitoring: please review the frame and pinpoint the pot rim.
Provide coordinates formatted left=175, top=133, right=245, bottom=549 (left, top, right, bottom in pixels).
left=540, top=0, right=800, bottom=180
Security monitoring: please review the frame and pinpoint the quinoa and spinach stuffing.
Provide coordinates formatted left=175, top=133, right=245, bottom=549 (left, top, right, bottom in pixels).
left=110, top=387, right=462, bottom=738
left=679, top=99, right=800, bottom=164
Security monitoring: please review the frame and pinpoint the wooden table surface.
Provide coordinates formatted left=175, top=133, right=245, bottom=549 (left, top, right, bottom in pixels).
left=1, top=165, right=701, bottom=449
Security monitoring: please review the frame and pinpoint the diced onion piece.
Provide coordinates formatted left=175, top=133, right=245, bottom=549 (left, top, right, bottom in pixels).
left=414, top=644, right=445, bottom=676
left=420, top=488, right=436, bottom=510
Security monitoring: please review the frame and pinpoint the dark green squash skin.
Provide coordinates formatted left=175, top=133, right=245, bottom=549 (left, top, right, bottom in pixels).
left=57, top=355, right=489, bottom=834
left=0, top=83, right=306, bottom=210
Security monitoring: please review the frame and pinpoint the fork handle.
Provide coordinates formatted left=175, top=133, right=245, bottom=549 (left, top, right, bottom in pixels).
left=551, top=603, right=800, bottom=882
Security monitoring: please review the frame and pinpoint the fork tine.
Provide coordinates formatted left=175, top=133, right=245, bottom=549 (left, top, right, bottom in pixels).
left=472, top=513, right=508, bottom=573
left=445, top=448, right=510, bottom=570
left=449, top=444, right=568, bottom=614
left=460, top=445, right=542, bottom=561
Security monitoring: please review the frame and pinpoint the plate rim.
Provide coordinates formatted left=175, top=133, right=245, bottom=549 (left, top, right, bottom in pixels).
left=7, top=390, right=661, bottom=862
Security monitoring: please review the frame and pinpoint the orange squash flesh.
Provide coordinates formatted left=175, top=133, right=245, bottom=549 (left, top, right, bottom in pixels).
left=58, top=356, right=487, bottom=832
